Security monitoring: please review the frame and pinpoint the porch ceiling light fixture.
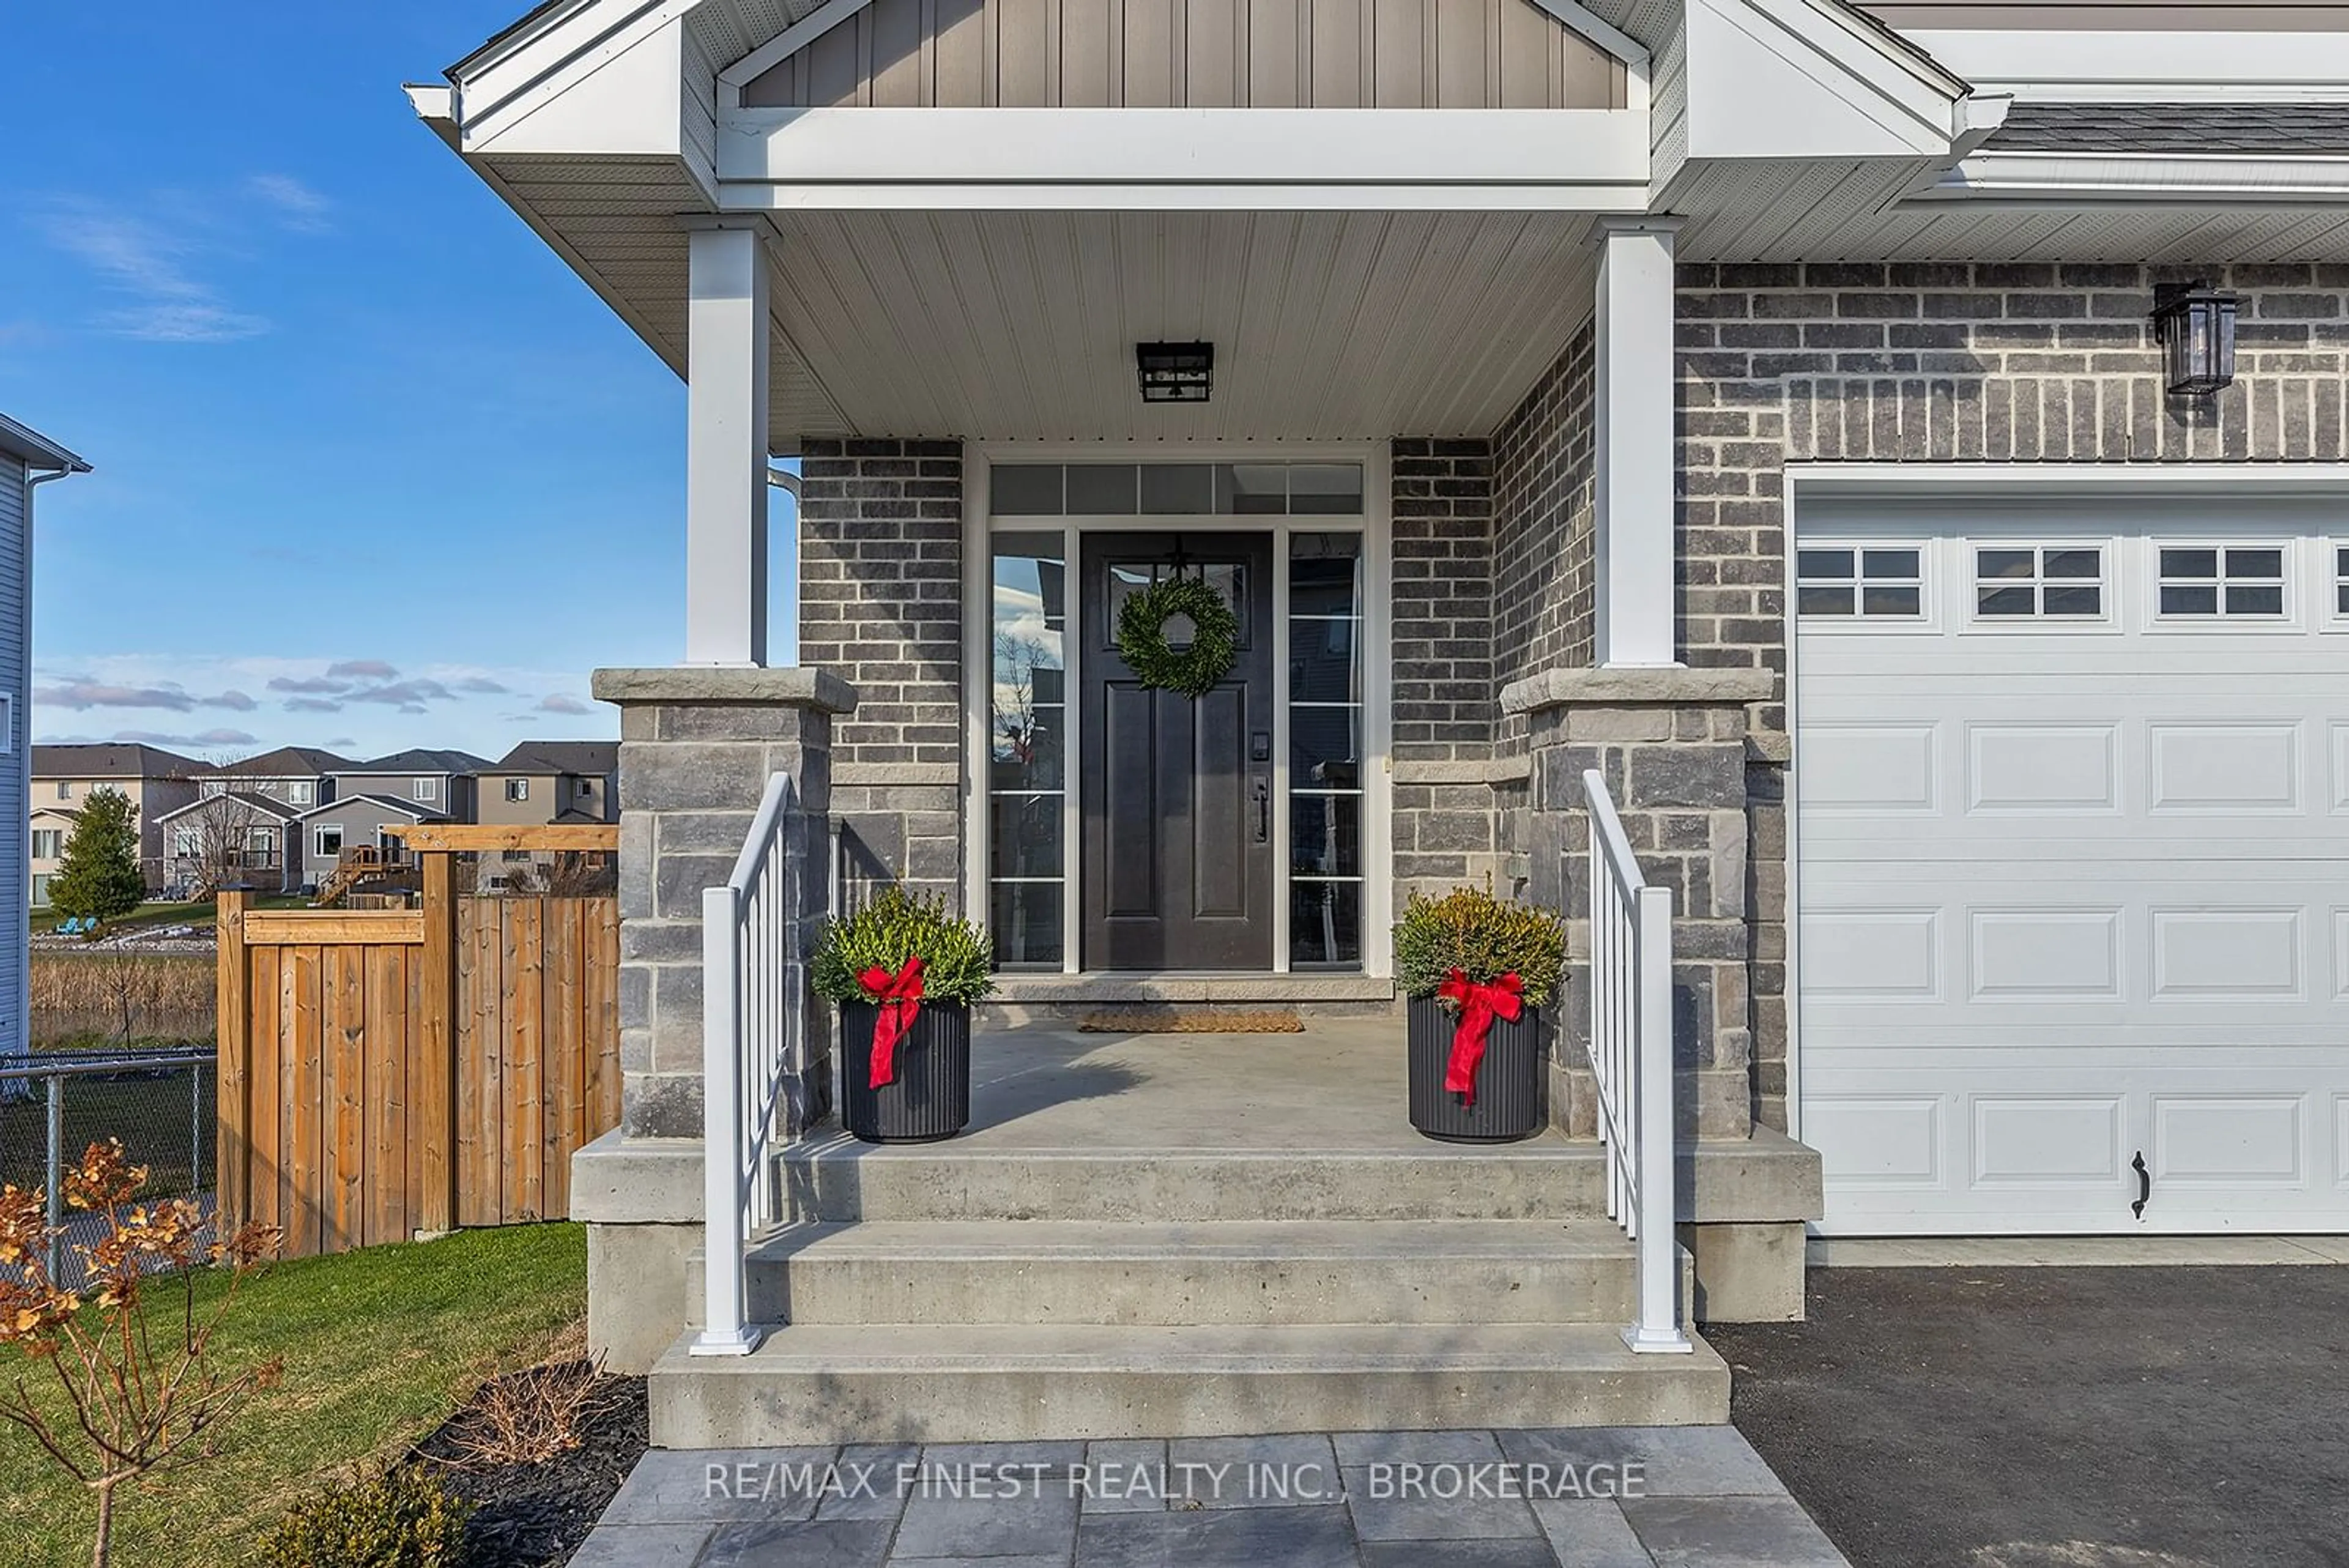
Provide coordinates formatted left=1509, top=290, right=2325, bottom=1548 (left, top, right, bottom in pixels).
left=2151, top=281, right=2238, bottom=398
left=1137, top=341, right=1214, bottom=403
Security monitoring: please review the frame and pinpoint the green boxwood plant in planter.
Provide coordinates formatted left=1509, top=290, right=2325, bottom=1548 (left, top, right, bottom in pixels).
left=814, top=887, right=996, bottom=1142
left=1393, top=886, right=1567, bottom=1142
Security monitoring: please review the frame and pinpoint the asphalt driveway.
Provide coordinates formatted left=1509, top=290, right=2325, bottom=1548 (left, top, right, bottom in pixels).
left=1707, top=1265, right=2349, bottom=1568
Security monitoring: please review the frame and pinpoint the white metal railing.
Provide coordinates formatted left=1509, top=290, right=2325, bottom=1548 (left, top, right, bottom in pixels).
left=693, top=770, right=804, bottom=1357
left=1583, top=768, right=1693, bottom=1355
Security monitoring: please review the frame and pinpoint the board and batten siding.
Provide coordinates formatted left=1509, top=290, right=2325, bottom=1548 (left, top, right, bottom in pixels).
left=1858, top=2, right=2349, bottom=28
left=0, top=455, right=27, bottom=1068
left=744, top=0, right=1628, bottom=110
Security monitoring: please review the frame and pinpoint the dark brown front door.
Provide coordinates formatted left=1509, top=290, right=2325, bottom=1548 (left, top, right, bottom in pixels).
left=1080, top=531, right=1275, bottom=970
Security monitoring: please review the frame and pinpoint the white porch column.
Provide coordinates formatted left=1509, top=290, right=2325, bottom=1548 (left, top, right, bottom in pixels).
left=1594, top=217, right=1683, bottom=669
left=683, top=221, right=772, bottom=666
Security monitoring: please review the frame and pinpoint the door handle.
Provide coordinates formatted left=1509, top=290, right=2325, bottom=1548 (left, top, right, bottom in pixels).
left=2131, top=1151, right=2150, bottom=1220
left=1251, top=777, right=1270, bottom=844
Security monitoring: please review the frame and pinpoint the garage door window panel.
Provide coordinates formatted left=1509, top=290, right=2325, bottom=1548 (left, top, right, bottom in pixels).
left=2156, top=544, right=2288, bottom=622
left=1974, top=544, right=2107, bottom=623
left=1797, top=546, right=1928, bottom=623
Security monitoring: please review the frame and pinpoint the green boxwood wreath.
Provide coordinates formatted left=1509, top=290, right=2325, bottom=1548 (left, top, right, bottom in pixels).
left=1115, top=574, right=1242, bottom=697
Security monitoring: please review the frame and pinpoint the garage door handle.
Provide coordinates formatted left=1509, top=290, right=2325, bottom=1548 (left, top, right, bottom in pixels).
left=2131, top=1151, right=2150, bottom=1220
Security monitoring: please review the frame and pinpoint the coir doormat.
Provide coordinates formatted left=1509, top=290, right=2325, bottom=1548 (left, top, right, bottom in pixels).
left=1077, top=1007, right=1305, bottom=1034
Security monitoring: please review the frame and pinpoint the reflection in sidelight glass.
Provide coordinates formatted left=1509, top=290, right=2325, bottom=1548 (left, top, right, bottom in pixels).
left=1290, top=533, right=1365, bottom=969
left=991, top=534, right=1067, bottom=964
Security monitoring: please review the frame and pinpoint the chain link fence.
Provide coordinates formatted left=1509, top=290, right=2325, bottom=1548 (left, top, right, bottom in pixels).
left=0, top=1048, right=216, bottom=1287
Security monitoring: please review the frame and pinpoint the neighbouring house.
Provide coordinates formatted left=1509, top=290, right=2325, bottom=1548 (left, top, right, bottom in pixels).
left=2, top=415, right=87, bottom=1079
left=328, top=748, right=493, bottom=824
left=474, top=741, right=618, bottom=826
left=29, top=742, right=203, bottom=901
left=154, top=792, right=306, bottom=897
left=413, top=0, right=2349, bottom=1441
left=294, top=793, right=448, bottom=883
left=193, top=744, right=354, bottom=814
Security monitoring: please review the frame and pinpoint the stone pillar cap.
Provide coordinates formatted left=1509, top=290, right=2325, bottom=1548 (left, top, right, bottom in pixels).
left=1501, top=665, right=1775, bottom=715
left=592, top=666, right=858, bottom=714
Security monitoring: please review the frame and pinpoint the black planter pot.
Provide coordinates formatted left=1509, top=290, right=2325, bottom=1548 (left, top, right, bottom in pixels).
left=841, top=1000, right=971, bottom=1143
left=1407, top=993, right=1544, bottom=1142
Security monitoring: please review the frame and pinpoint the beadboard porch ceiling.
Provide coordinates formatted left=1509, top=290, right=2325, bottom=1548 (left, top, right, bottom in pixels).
left=759, top=208, right=1602, bottom=445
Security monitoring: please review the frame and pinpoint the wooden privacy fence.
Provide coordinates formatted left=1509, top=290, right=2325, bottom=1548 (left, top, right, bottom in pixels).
left=215, top=825, right=622, bottom=1258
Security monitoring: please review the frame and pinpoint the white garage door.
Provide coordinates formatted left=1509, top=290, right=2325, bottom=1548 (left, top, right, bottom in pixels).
left=1795, top=492, right=2349, bottom=1235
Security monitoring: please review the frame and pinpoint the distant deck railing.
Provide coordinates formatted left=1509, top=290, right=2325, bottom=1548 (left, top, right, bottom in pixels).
left=696, top=771, right=808, bottom=1357
left=1583, top=768, right=1693, bottom=1355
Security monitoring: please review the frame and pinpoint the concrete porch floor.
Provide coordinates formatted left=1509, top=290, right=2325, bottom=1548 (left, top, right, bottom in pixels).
left=821, top=1016, right=1576, bottom=1154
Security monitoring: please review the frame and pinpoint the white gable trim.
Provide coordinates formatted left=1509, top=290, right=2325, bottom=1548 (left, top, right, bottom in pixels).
left=1681, top=0, right=1988, bottom=164
left=717, top=0, right=867, bottom=105
left=713, top=106, right=1652, bottom=210
left=716, top=0, right=1650, bottom=111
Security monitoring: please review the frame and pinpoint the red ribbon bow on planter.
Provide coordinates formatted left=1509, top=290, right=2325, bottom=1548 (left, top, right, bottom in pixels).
left=1436, top=968, right=1524, bottom=1107
left=858, top=956, right=927, bottom=1089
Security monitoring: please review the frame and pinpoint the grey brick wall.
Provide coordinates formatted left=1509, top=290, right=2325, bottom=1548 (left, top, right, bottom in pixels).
left=1674, top=261, right=2349, bottom=693
left=798, top=439, right=963, bottom=769
left=1492, top=318, right=1599, bottom=722
left=1675, top=259, right=2349, bottom=1133
left=799, top=439, right=965, bottom=912
left=1389, top=439, right=1496, bottom=767
left=1388, top=440, right=1502, bottom=916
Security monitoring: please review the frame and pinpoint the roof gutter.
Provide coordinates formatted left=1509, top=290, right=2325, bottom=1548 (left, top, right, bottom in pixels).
left=1912, top=150, right=2349, bottom=207
left=0, top=412, right=90, bottom=477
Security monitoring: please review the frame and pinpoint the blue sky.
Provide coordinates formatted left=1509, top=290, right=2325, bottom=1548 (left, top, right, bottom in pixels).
left=0, top=2, right=796, bottom=765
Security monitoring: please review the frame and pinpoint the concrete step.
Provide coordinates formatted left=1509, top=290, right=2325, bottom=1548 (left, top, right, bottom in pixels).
left=648, top=1321, right=1730, bottom=1445
left=696, top=1219, right=1642, bottom=1328
left=778, top=1140, right=1609, bottom=1222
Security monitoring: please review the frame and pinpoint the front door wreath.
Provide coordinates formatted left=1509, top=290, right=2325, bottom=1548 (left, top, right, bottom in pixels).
left=1115, top=573, right=1241, bottom=697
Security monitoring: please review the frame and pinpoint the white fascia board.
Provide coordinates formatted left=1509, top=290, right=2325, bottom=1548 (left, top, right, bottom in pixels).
left=723, top=181, right=1651, bottom=210
left=1913, top=152, right=2349, bottom=208
left=1907, top=29, right=2349, bottom=105
left=1682, top=0, right=1978, bottom=163
left=466, top=12, right=694, bottom=160
left=715, top=107, right=1650, bottom=205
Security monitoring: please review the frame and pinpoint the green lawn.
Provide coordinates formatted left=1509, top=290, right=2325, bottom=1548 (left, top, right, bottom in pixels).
left=33, top=894, right=306, bottom=937
left=0, top=1223, right=588, bottom=1568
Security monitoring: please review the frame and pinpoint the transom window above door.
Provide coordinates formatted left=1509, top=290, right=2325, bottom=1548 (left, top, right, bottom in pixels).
left=1975, top=546, right=2104, bottom=619
left=2156, top=545, right=2286, bottom=619
left=992, top=462, right=1364, bottom=518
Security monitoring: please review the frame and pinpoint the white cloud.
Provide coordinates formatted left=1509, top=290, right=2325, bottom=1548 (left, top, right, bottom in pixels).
left=536, top=694, right=592, bottom=715
left=245, top=174, right=333, bottom=234
left=37, top=199, right=270, bottom=344
left=33, top=654, right=612, bottom=760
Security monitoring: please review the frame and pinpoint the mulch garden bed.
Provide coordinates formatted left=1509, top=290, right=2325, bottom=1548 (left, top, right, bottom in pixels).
left=413, top=1361, right=650, bottom=1567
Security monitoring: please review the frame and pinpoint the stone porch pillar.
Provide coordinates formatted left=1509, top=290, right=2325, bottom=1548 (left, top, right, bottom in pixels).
left=1501, top=664, right=1774, bottom=1142
left=591, top=665, right=856, bottom=1137
left=573, top=665, right=855, bottom=1373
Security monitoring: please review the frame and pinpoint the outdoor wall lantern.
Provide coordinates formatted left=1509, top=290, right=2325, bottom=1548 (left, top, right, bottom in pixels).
left=2151, top=281, right=2238, bottom=398
left=1137, top=341, right=1214, bottom=403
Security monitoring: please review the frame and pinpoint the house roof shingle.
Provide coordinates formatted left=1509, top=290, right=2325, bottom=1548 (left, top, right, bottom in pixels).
left=341, top=748, right=495, bottom=776
left=30, top=743, right=202, bottom=780
left=155, top=790, right=306, bottom=825
left=295, top=792, right=449, bottom=823
left=1986, top=103, right=2349, bottom=158
left=493, top=740, right=618, bottom=776
left=202, top=745, right=356, bottom=779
